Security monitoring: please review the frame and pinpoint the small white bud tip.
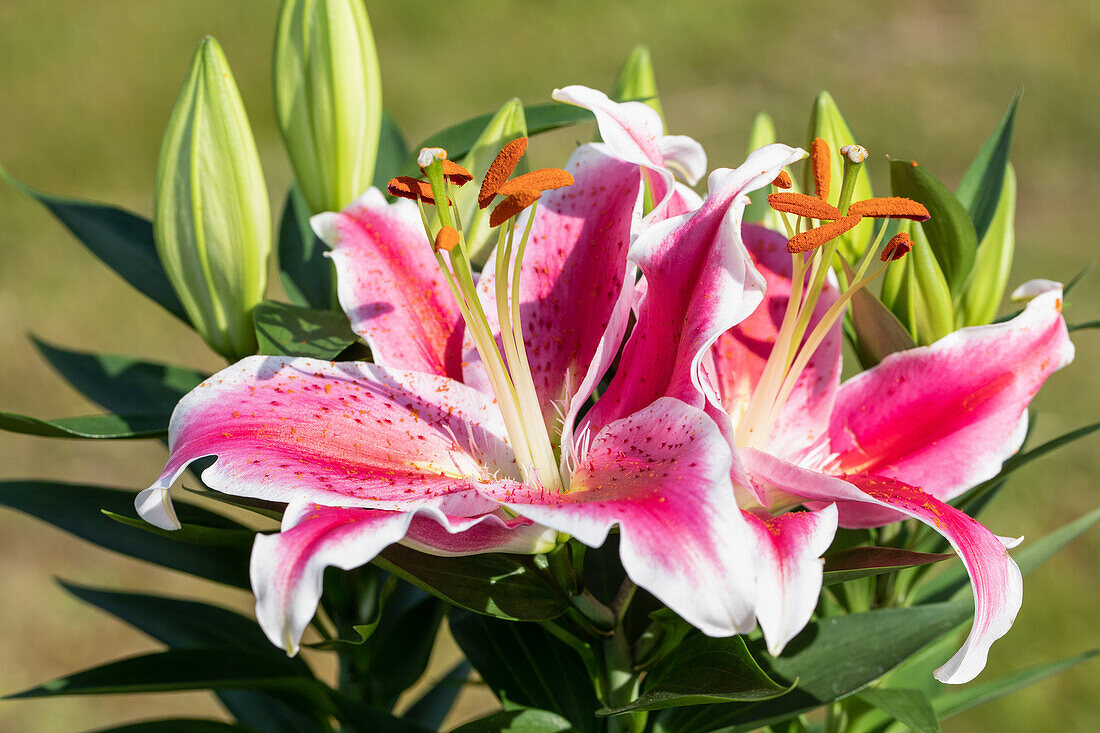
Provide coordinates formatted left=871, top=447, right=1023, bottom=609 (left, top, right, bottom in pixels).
left=417, top=147, right=447, bottom=168
left=840, top=144, right=868, bottom=164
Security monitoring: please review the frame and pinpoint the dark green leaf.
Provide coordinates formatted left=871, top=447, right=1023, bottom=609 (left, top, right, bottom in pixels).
left=376, top=545, right=569, bottom=621
left=413, top=103, right=595, bottom=167
left=659, top=602, right=971, bottom=733
left=1068, top=319, right=1100, bottom=332
left=0, top=411, right=167, bottom=439
left=601, top=634, right=789, bottom=714
left=253, top=300, right=357, bottom=359
left=358, top=584, right=446, bottom=707
left=450, top=611, right=599, bottom=732
left=449, top=708, right=579, bottom=733
left=90, top=721, right=259, bottom=733
left=102, top=510, right=254, bottom=547
left=33, top=338, right=205, bottom=415
left=278, top=185, right=333, bottom=310
left=401, top=660, right=471, bottom=729
left=843, top=260, right=917, bottom=368
left=823, top=547, right=953, bottom=586
left=374, top=112, right=410, bottom=191
left=856, top=688, right=941, bottom=733
left=0, top=480, right=251, bottom=588
left=1064, top=262, right=1094, bottom=296
left=956, top=91, right=1020, bottom=242
left=889, top=160, right=978, bottom=297
left=0, top=163, right=189, bottom=322
left=184, top=486, right=286, bottom=521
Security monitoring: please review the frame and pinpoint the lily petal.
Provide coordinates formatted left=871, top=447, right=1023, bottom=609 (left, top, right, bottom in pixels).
left=743, top=448, right=1023, bottom=684
left=484, top=397, right=757, bottom=636
left=138, top=356, right=519, bottom=529
left=744, top=503, right=838, bottom=655
left=819, top=285, right=1073, bottom=509
left=659, top=135, right=708, bottom=185
left=313, top=189, right=465, bottom=380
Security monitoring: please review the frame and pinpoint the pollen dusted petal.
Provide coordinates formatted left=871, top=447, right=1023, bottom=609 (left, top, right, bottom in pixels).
left=848, top=196, right=931, bottom=221
left=810, top=136, right=831, bottom=201
left=478, top=137, right=528, bottom=209
left=786, top=213, right=862, bottom=253
left=496, top=168, right=575, bottom=197
left=881, top=231, right=914, bottom=261
left=434, top=225, right=460, bottom=252
left=387, top=176, right=437, bottom=204
left=489, top=189, right=542, bottom=227
left=767, top=192, right=841, bottom=220
left=771, top=171, right=793, bottom=189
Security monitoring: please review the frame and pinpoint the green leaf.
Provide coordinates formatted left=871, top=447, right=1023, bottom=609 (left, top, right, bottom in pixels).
left=0, top=480, right=251, bottom=588
left=823, top=547, right=953, bottom=586
left=374, top=112, right=410, bottom=191
left=183, top=486, right=286, bottom=521
left=889, top=160, right=978, bottom=297
left=102, top=510, right=254, bottom=547
left=278, top=185, right=333, bottom=310
left=857, top=688, right=940, bottom=733
left=601, top=634, right=789, bottom=715
left=0, top=162, right=189, bottom=323
left=449, top=611, right=600, bottom=732
left=0, top=412, right=167, bottom=439
left=33, top=338, right=205, bottom=415
left=902, top=221, right=956, bottom=342
left=401, top=660, right=471, bottom=730
left=915, top=506, right=1100, bottom=604
left=252, top=300, right=357, bottom=359
left=959, top=164, right=1016, bottom=327
left=413, top=103, right=596, bottom=166
left=843, top=259, right=917, bottom=368
left=449, top=708, right=579, bottom=733
left=375, top=544, right=569, bottom=621
left=1069, top=319, right=1100, bottom=332
left=658, top=602, right=972, bottom=733
left=744, top=113, right=778, bottom=226
left=1064, top=262, right=1094, bottom=296
left=90, top=721, right=260, bottom=733
left=956, top=91, right=1021, bottom=242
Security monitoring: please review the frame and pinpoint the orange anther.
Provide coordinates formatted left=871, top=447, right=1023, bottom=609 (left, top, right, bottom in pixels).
left=811, top=137, right=831, bottom=201
left=420, top=159, right=473, bottom=186
left=497, top=168, right=574, bottom=197
left=848, top=197, right=930, bottom=221
left=388, top=176, right=438, bottom=204
left=771, top=171, right=792, bottom=189
left=490, top=189, right=541, bottom=228
left=881, top=231, right=915, bottom=261
left=435, top=225, right=461, bottom=252
left=479, top=137, right=528, bottom=209
left=786, top=213, right=862, bottom=253
left=767, top=192, right=842, bottom=220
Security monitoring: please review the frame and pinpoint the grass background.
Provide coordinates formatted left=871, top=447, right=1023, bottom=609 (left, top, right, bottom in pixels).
left=1, top=0, right=1097, bottom=730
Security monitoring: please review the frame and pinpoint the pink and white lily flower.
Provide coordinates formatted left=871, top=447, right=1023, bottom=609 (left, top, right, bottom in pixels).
left=136, top=86, right=806, bottom=654
left=604, top=179, right=1073, bottom=683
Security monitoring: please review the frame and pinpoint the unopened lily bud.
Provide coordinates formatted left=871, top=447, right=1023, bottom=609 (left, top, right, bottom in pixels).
left=154, top=37, right=271, bottom=362
left=960, top=163, right=1017, bottom=325
left=274, top=0, right=382, bottom=214
left=885, top=222, right=955, bottom=344
left=613, top=45, right=663, bottom=121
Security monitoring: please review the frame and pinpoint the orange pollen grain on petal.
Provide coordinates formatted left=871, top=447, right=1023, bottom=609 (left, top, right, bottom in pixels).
left=435, top=225, right=461, bottom=252
left=811, top=136, right=831, bottom=201
left=787, top=213, right=863, bottom=253
left=489, top=189, right=541, bottom=228
left=479, top=137, right=529, bottom=209
left=881, top=232, right=915, bottom=261
left=387, top=176, right=437, bottom=204
left=496, top=168, right=574, bottom=197
left=767, top=192, right=841, bottom=220
left=771, top=171, right=792, bottom=189
left=848, top=197, right=931, bottom=221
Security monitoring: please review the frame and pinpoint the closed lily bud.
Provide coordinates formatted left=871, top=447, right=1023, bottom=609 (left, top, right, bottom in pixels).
left=959, top=163, right=1016, bottom=326
left=154, top=36, right=271, bottom=362
left=613, top=45, right=663, bottom=121
left=274, top=0, right=382, bottom=214
left=744, top=112, right=791, bottom=228
left=884, top=221, right=955, bottom=344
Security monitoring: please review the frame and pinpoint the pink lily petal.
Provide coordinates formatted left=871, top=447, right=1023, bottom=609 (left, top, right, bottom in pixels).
left=817, top=285, right=1073, bottom=512
left=744, top=503, right=838, bottom=655
left=743, top=448, right=1023, bottom=684
left=251, top=500, right=554, bottom=654
left=710, top=224, right=841, bottom=459
left=660, top=135, right=708, bottom=186
left=137, top=356, right=521, bottom=530
left=312, top=189, right=465, bottom=380
left=584, top=144, right=807, bottom=435
left=483, top=398, right=758, bottom=636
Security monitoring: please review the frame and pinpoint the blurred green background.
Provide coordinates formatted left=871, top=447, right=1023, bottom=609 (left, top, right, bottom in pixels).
left=1, top=0, right=1097, bottom=730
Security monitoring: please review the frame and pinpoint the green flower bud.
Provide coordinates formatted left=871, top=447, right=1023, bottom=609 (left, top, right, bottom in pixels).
left=804, top=91, right=874, bottom=262
left=613, top=45, right=663, bottom=122
left=884, top=221, right=955, bottom=344
left=744, top=112, right=789, bottom=228
left=274, top=0, right=382, bottom=214
left=959, top=163, right=1016, bottom=326
left=154, top=37, right=271, bottom=362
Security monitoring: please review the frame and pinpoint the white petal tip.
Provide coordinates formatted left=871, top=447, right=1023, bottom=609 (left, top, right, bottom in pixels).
left=135, top=487, right=181, bottom=531
left=1010, top=279, right=1063, bottom=302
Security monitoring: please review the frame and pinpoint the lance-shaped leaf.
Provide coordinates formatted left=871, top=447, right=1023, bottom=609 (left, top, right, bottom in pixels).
left=959, top=163, right=1016, bottom=326
left=890, top=159, right=977, bottom=297
left=400, top=661, right=471, bottom=730
left=0, top=163, right=188, bottom=322
left=155, top=36, right=271, bottom=361
left=373, top=112, right=409, bottom=190
left=956, top=91, right=1021, bottom=242
left=856, top=688, right=941, bottom=733
left=274, top=0, right=383, bottom=214
left=822, top=546, right=953, bottom=585
left=252, top=300, right=357, bottom=359
left=278, top=184, right=333, bottom=309
left=0, top=412, right=167, bottom=440
left=449, top=709, right=578, bottom=733
left=614, top=45, right=663, bottom=119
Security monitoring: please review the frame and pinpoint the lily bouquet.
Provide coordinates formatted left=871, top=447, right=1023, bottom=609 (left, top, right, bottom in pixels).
left=2, top=3, right=1097, bottom=731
